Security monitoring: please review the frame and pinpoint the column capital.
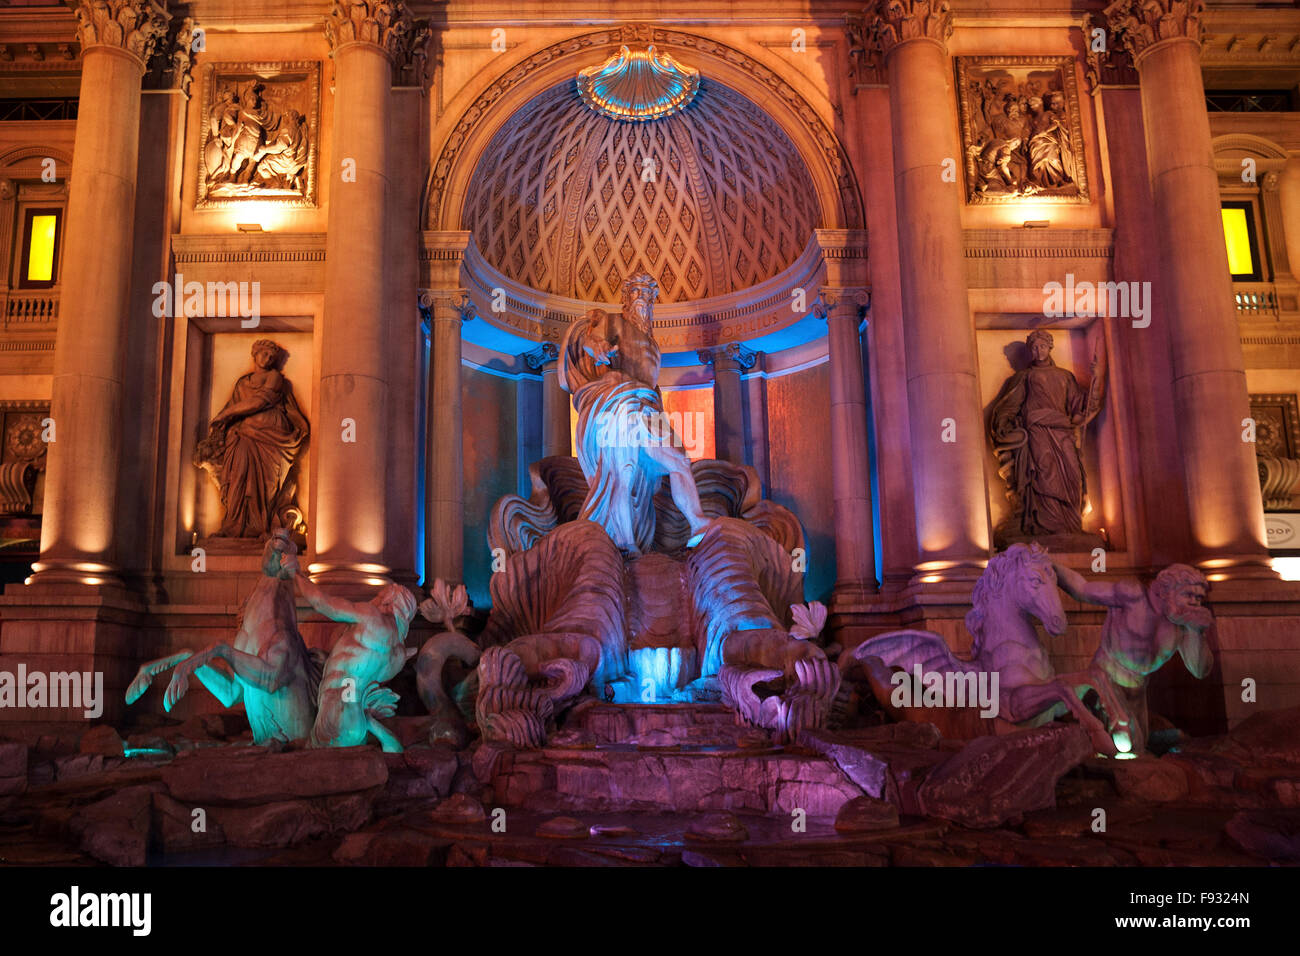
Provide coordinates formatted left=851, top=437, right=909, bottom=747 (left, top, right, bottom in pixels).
left=698, top=342, right=758, bottom=371
left=524, top=341, right=560, bottom=371
left=813, top=287, right=871, bottom=321
left=71, top=0, right=171, bottom=68
left=419, top=288, right=476, bottom=322
left=325, top=0, right=416, bottom=62
left=859, top=0, right=954, bottom=60
left=1102, top=0, right=1205, bottom=65
left=1082, top=12, right=1139, bottom=90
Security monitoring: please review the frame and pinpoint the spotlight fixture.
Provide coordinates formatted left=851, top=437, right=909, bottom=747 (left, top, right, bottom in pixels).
left=1023, top=219, right=1050, bottom=229
left=236, top=223, right=264, bottom=233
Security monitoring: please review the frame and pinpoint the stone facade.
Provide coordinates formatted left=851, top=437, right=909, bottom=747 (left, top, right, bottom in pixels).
left=0, top=0, right=1297, bottom=731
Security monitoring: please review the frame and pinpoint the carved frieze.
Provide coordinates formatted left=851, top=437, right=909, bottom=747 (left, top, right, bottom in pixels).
left=956, top=56, right=1090, bottom=205
left=196, top=61, right=320, bottom=209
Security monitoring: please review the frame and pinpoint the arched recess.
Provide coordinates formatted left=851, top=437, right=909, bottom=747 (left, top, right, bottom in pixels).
left=424, top=26, right=864, bottom=238
left=0, top=146, right=74, bottom=179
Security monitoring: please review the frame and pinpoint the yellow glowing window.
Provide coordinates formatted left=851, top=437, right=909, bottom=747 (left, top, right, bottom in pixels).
left=18, top=208, right=61, bottom=289
left=26, top=214, right=57, bottom=282
left=1220, top=202, right=1261, bottom=281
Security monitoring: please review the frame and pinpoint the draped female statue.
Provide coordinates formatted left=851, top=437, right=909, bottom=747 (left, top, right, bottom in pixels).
left=196, top=339, right=310, bottom=538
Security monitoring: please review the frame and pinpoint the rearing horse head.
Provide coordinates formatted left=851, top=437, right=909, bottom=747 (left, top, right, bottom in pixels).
left=965, top=542, right=1067, bottom=643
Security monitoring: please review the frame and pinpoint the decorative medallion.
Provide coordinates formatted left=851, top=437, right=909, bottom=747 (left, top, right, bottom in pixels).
left=956, top=56, right=1090, bottom=205
left=577, top=45, right=700, bottom=121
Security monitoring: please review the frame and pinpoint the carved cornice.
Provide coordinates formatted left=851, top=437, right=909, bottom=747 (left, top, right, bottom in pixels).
left=963, top=228, right=1115, bottom=260
left=325, top=0, right=414, bottom=61
left=1102, top=0, right=1205, bottom=65
left=523, top=341, right=559, bottom=371
left=70, top=0, right=170, bottom=66
left=860, top=0, right=953, bottom=59
left=171, top=232, right=328, bottom=264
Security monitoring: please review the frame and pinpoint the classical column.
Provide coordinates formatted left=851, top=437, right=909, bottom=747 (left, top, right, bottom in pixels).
left=313, top=1, right=412, bottom=587
left=699, top=343, right=756, bottom=465
left=818, top=291, right=878, bottom=597
left=423, top=290, right=474, bottom=586
left=1105, top=0, right=1270, bottom=573
left=30, top=0, right=170, bottom=586
left=866, top=0, right=989, bottom=579
left=526, top=342, right=570, bottom=458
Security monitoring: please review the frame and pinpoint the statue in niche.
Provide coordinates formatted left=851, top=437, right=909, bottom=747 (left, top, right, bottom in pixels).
left=988, top=330, right=1105, bottom=546
left=559, top=272, right=711, bottom=554
left=195, top=339, right=310, bottom=539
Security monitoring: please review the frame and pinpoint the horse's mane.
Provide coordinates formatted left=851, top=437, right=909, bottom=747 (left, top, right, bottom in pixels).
left=964, top=542, right=1050, bottom=641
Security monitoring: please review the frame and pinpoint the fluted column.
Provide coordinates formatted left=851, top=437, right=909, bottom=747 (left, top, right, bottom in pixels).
left=699, top=343, right=755, bottom=465
left=819, top=290, right=878, bottom=597
left=313, top=1, right=412, bottom=587
left=423, top=290, right=473, bottom=586
left=866, top=0, right=989, bottom=579
left=527, top=342, right=570, bottom=458
left=1105, top=0, right=1270, bottom=573
left=30, top=0, right=169, bottom=586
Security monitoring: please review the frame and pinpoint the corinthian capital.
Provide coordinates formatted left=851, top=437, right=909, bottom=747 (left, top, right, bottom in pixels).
left=326, top=1, right=415, bottom=61
left=862, top=0, right=954, bottom=57
left=71, top=0, right=171, bottom=66
left=1102, top=0, right=1205, bottom=63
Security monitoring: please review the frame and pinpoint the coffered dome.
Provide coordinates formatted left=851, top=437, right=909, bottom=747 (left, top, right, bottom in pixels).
left=462, top=79, right=820, bottom=304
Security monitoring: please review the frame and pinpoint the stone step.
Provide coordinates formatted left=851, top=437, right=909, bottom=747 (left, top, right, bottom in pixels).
left=484, top=743, right=864, bottom=818
left=566, top=701, right=763, bottom=747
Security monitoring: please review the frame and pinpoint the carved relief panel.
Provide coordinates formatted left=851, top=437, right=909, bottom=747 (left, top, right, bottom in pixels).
left=0, top=400, right=48, bottom=516
left=956, top=56, right=1090, bottom=205
left=196, top=61, right=320, bottom=209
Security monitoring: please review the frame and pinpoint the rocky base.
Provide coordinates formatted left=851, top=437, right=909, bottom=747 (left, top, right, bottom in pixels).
left=2, top=704, right=1299, bottom=866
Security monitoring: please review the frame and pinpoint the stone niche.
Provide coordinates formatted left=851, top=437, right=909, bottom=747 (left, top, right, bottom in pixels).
left=977, top=320, right=1121, bottom=553
left=177, top=325, right=314, bottom=553
left=956, top=56, right=1090, bottom=205
left=195, top=61, right=320, bottom=209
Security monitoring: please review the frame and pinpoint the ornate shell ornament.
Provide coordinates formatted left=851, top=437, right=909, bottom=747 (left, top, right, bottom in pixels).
left=576, top=45, right=700, bottom=121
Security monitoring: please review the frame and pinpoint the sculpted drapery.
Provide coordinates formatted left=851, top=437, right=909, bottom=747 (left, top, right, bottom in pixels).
left=559, top=273, right=710, bottom=555
left=989, top=330, right=1103, bottom=538
left=196, top=339, right=310, bottom=538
